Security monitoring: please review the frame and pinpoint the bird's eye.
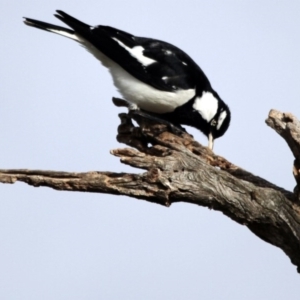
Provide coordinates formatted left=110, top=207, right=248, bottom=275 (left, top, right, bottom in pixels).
left=211, top=119, right=217, bottom=127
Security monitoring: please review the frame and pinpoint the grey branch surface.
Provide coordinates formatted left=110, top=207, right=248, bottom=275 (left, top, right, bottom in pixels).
left=1, top=101, right=300, bottom=273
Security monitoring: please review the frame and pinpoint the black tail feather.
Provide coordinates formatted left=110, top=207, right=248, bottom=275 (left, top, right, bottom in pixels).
left=24, top=17, right=74, bottom=35
left=54, top=10, right=90, bottom=31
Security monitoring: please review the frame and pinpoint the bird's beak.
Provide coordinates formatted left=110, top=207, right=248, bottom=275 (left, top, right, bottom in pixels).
left=208, top=132, right=214, bottom=150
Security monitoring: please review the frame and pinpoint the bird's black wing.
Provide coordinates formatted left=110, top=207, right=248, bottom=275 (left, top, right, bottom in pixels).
left=55, top=10, right=211, bottom=92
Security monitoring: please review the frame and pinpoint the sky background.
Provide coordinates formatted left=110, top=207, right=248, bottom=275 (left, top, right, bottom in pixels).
left=1, top=1, right=300, bottom=299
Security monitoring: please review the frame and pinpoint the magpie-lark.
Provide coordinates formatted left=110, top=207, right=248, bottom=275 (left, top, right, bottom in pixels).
left=23, top=10, right=231, bottom=149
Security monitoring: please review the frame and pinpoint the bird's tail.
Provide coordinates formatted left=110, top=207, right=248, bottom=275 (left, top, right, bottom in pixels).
left=54, top=10, right=89, bottom=30
left=23, top=13, right=81, bottom=42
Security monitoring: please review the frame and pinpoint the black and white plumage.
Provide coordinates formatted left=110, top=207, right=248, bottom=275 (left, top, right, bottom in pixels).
left=23, top=10, right=231, bottom=149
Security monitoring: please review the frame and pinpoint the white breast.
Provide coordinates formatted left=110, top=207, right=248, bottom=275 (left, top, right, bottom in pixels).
left=109, top=63, right=195, bottom=113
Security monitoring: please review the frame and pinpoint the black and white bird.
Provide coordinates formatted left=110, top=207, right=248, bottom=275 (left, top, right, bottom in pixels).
left=24, top=10, right=231, bottom=149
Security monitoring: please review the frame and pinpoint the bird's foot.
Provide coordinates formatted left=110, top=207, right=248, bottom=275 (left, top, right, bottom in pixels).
left=129, top=110, right=186, bottom=136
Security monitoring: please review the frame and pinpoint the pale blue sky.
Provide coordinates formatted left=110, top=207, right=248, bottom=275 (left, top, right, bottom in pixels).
left=1, top=1, right=300, bottom=299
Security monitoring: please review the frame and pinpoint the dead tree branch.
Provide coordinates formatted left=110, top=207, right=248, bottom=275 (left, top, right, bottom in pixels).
left=266, top=109, right=300, bottom=200
left=1, top=101, right=300, bottom=272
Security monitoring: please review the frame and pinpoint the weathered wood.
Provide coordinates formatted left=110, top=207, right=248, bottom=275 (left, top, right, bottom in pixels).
left=0, top=104, right=300, bottom=273
left=266, top=109, right=300, bottom=202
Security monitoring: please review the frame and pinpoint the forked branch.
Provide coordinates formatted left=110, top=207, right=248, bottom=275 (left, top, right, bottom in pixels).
left=0, top=101, right=300, bottom=272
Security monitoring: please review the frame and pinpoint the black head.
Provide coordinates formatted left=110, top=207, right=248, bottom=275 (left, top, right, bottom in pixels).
left=190, top=90, right=231, bottom=149
left=210, top=99, right=231, bottom=139
left=161, top=90, right=231, bottom=149
left=206, top=97, right=230, bottom=149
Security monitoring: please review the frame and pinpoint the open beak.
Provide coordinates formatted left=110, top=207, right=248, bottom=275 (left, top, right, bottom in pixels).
left=208, top=132, right=214, bottom=150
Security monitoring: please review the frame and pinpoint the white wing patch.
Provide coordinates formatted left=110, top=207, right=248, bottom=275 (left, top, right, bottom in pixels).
left=193, top=92, right=218, bottom=122
left=112, top=37, right=156, bottom=66
left=217, top=110, right=227, bottom=130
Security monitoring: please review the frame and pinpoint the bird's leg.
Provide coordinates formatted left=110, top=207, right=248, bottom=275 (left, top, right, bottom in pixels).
left=129, top=109, right=186, bottom=136
left=112, top=97, right=186, bottom=136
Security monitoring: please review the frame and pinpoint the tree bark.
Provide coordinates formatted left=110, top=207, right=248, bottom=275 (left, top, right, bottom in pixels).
left=1, top=100, right=300, bottom=273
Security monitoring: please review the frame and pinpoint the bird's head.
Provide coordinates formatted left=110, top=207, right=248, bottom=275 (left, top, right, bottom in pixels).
left=192, top=91, right=231, bottom=150
left=207, top=99, right=231, bottom=149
